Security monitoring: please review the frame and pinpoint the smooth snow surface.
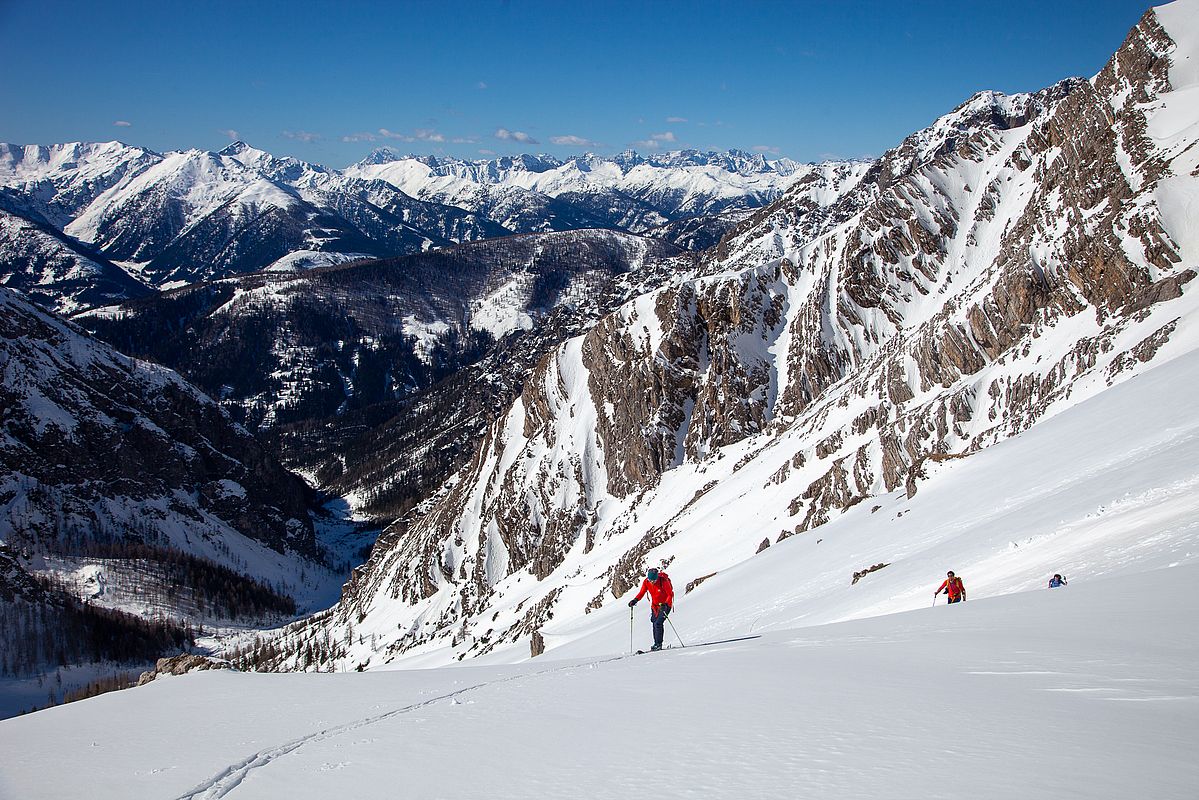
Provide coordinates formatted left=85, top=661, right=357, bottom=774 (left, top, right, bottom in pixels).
left=1157, top=0, right=1199, bottom=89
left=1, top=566, right=1195, bottom=799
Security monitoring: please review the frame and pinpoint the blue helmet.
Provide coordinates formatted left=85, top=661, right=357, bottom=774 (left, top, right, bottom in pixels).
left=646, top=568, right=660, bottom=581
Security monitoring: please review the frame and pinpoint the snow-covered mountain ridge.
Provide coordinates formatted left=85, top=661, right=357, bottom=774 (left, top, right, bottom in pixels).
left=342, top=147, right=833, bottom=233
left=0, top=141, right=840, bottom=311
left=252, top=1, right=1199, bottom=672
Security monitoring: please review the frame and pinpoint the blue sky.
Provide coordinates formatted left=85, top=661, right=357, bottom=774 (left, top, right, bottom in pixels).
left=0, top=0, right=1153, bottom=167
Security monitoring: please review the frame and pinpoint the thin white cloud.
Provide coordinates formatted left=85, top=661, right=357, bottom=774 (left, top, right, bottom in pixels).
left=346, top=127, right=457, bottom=144
left=477, top=81, right=489, bottom=90
left=113, top=120, right=132, bottom=127
left=478, top=148, right=496, bottom=156
left=282, top=130, right=322, bottom=143
left=494, top=128, right=539, bottom=144
left=666, top=116, right=687, bottom=123
left=344, top=128, right=472, bottom=145
left=219, top=129, right=240, bottom=141
left=632, top=131, right=677, bottom=150
left=752, top=145, right=781, bottom=155
left=549, top=134, right=599, bottom=147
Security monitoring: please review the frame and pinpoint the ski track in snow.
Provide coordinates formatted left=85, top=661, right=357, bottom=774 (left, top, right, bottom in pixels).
left=173, top=653, right=627, bottom=799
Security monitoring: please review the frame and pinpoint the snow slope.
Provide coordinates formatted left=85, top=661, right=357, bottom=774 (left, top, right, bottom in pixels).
left=542, top=342, right=1199, bottom=659
left=1, top=564, right=1194, bottom=799
left=10, top=316, right=1196, bottom=795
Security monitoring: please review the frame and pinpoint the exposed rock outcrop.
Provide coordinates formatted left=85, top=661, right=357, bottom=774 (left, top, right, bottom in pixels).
left=137, top=654, right=231, bottom=685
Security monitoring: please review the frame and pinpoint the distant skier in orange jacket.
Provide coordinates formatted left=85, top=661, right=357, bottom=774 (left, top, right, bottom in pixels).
left=628, top=568, right=674, bottom=651
left=935, top=571, right=966, bottom=604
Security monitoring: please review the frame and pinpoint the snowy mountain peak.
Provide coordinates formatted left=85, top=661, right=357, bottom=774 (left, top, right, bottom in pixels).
left=359, top=146, right=406, bottom=165
left=217, top=140, right=254, bottom=156
left=350, top=148, right=803, bottom=179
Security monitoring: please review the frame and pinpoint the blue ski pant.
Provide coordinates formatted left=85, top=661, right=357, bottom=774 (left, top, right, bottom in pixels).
left=650, top=609, right=667, bottom=648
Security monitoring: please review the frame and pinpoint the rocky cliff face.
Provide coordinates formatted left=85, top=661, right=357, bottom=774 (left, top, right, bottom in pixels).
left=251, top=6, right=1198, bottom=672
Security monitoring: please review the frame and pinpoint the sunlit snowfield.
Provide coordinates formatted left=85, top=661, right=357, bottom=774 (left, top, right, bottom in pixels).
left=1, top=566, right=1195, bottom=799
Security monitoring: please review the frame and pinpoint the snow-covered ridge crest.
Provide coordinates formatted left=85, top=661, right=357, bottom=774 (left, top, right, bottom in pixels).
left=355, top=147, right=802, bottom=179
left=0, top=139, right=842, bottom=306
left=342, top=147, right=817, bottom=231
left=263, top=3, right=1199, bottom=672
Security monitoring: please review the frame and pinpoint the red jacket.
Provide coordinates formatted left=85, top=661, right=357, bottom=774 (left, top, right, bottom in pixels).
left=937, top=576, right=965, bottom=599
left=633, top=573, right=675, bottom=613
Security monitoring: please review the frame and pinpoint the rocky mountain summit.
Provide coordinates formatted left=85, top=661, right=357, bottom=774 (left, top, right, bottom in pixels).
left=243, top=4, right=1199, bottom=671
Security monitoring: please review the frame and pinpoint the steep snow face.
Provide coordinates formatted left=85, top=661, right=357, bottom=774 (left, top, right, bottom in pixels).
left=0, top=141, right=161, bottom=229
left=280, top=4, right=1199, bottom=672
left=59, top=149, right=311, bottom=277
left=1156, top=0, right=1199, bottom=87
left=1150, top=0, right=1199, bottom=262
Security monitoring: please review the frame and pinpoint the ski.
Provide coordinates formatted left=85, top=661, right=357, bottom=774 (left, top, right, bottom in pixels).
left=633, top=634, right=762, bottom=655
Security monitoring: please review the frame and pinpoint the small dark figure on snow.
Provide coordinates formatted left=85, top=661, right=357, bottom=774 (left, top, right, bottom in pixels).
left=935, top=571, right=966, bottom=604
left=1048, top=573, right=1068, bottom=588
left=628, top=567, right=674, bottom=651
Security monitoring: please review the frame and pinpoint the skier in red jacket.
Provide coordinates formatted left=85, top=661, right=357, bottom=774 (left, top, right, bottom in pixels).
left=935, top=571, right=966, bottom=604
left=628, top=568, right=674, bottom=651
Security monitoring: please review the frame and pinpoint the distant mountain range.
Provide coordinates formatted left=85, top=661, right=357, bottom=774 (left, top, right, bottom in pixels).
left=0, top=142, right=823, bottom=314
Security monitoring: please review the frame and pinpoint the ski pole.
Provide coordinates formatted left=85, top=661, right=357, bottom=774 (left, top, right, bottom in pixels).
left=931, top=595, right=937, bottom=607
left=629, top=606, right=634, bottom=654
left=667, top=616, right=686, bottom=647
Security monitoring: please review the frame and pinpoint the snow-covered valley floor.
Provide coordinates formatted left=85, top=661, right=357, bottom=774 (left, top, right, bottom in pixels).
left=2, top=563, right=1196, bottom=799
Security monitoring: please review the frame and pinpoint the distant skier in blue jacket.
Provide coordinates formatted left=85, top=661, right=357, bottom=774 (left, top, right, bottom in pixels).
left=1048, top=573, right=1068, bottom=588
